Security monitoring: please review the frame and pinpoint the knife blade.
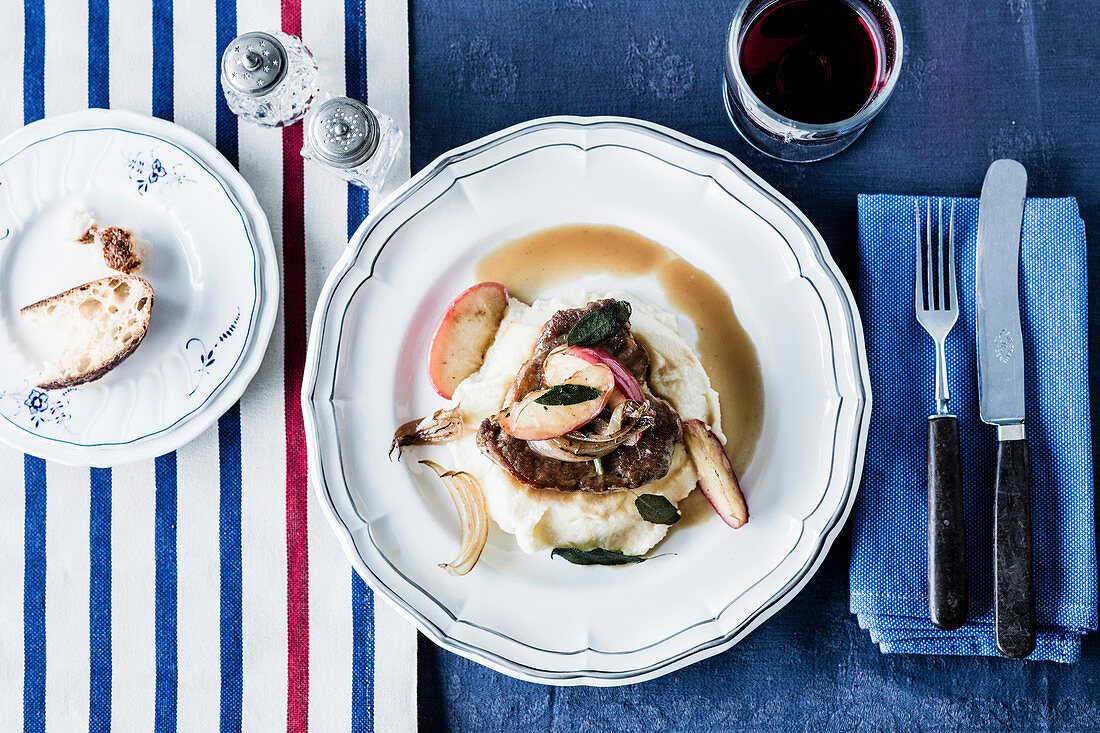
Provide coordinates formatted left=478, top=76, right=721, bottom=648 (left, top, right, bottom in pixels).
left=975, top=158, right=1034, bottom=659
left=977, top=160, right=1027, bottom=426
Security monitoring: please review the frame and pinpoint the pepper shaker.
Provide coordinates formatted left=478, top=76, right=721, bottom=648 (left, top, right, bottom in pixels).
left=220, top=31, right=319, bottom=127
left=300, top=96, right=402, bottom=192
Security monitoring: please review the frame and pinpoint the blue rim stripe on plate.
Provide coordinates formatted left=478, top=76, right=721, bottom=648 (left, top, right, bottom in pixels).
left=88, top=467, right=112, bottom=732
left=345, top=0, right=375, bottom=725
left=22, top=1, right=46, bottom=727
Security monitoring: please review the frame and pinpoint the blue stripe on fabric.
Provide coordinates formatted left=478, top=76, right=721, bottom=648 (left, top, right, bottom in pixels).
left=23, top=0, right=44, bottom=125
left=346, top=1, right=375, bottom=729
left=88, top=468, right=112, bottom=733
left=218, top=404, right=243, bottom=733
left=154, top=454, right=177, bottom=733
left=87, top=0, right=109, bottom=108
left=351, top=575, right=375, bottom=733
left=214, top=2, right=242, bottom=731
left=87, top=6, right=112, bottom=730
left=151, top=0, right=173, bottom=122
left=23, top=456, right=46, bottom=733
left=214, top=0, right=238, bottom=167
left=22, top=6, right=45, bottom=731
left=151, top=4, right=177, bottom=730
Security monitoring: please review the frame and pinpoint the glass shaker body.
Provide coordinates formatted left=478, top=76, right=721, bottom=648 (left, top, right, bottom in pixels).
left=221, top=31, right=319, bottom=127
left=300, top=96, right=402, bottom=192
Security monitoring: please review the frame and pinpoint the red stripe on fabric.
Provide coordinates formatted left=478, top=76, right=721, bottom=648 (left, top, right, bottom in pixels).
left=283, top=127, right=310, bottom=732
left=282, top=2, right=308, bottom=732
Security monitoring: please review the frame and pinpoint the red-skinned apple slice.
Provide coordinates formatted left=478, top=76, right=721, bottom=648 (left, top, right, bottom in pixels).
left=682, top=419, right=748, bottom=529
left=427, top=282, right=509, bottom=399
left=498, top=363, right=614, bottom=440
left=562, top=346, right=644, bottom=402
left=542, top=349, right=595, bottom=386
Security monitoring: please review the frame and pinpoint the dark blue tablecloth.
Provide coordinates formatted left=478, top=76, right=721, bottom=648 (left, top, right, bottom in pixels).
left=409, top=1, right=1100, bottom=730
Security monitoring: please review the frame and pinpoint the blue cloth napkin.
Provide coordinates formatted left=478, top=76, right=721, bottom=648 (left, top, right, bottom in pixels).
left=850, top=194, right=1096, bottom=662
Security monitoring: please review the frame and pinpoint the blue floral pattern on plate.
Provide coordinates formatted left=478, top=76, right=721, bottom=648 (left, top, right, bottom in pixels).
left=0, top=386, right=76, bottom=431
left=186, top=309, right=241, bottom=396
left=125, top=150, right=195, bottom=194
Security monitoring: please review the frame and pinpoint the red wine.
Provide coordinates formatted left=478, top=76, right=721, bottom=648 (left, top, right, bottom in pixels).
left=739, top=0, right=881, bottom=124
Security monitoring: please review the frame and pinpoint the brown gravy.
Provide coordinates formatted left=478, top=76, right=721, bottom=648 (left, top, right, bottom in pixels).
left=474, top=224, right=765, bottom=496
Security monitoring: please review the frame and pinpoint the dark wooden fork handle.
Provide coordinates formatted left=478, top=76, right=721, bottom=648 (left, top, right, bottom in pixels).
left=994, top=437, right=1035, bottom=658
left=927, top=415, right=967, bottom=631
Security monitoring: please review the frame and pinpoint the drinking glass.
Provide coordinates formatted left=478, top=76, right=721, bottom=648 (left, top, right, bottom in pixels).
left=723, top=0, right=904, bottom=163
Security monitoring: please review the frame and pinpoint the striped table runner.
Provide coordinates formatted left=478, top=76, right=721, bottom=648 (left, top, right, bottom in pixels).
left=0, top=1, right=416, bottom=730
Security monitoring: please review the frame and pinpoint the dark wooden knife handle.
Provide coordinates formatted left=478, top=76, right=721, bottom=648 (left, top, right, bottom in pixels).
left=927, top=416, right=967, bottom=631
left=994, top=438, right=1035, bottom=658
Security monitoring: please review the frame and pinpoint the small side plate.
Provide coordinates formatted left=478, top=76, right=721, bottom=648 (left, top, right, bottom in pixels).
left=0, top=109, right=278, bottom=466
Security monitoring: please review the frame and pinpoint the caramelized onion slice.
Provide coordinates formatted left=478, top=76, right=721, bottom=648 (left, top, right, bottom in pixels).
left=536, top=401, right=655, bottom=460
left=419, top=460, right=489, bottom=576
left=390, top=407, right=463, bottom=459
left=527, top=439, right=595, bottom=463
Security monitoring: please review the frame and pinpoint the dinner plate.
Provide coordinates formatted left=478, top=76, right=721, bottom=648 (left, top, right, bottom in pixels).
left=0, top=109, right=278, bottom=466
left=303, top=116, right=871, bottom=685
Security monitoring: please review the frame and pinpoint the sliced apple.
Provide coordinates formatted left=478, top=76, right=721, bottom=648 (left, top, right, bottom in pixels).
left=498, top=363, right=614, bottom=440
left=682, top=419, right=748, bottom=529
left=428, top=282, right=509, bottom=399
left=542, top=348, right=594, bottom=386
left=562, top=346, right=644, bottom=402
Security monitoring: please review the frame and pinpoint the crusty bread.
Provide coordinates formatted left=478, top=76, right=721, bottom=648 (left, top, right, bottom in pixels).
left=20, top=275, right=154, bottom=389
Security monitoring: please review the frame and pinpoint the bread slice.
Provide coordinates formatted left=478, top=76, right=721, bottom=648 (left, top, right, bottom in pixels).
left=20, top=275, right=154, bottom=389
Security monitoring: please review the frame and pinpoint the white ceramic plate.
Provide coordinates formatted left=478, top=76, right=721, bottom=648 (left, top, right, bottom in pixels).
left=303, top=117, right=871, bottom=685
left=0, top=110, right=278, bottom=466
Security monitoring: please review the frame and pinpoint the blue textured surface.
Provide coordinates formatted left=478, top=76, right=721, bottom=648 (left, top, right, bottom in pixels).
left=853, top=195, right=1094, bottom=661
left=409, top=0, right=1100, bottom=729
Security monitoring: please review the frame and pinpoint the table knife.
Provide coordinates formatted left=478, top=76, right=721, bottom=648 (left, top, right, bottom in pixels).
left=976, top=158, right=1034, bottom=659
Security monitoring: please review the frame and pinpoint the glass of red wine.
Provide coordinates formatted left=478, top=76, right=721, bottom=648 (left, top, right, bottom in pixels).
left=724, top=0, right=903, bottom=162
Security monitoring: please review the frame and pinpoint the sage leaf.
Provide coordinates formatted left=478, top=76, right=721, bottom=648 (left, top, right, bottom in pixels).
left=635, top=494, right=681, bottom=525
left=535, top=384, right=602, bottom=406
left=551, top=547, right=646, bottom=566
left=566, top=300, right=632, bottom=347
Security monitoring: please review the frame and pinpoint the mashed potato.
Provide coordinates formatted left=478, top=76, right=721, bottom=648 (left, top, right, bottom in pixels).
left=448, top=291, right=723, bottom=556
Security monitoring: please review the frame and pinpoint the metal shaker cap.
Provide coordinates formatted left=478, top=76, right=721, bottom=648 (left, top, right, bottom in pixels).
left=306, top=97, right=379, bottom=168
left=221, top=31, right=287, bottom=96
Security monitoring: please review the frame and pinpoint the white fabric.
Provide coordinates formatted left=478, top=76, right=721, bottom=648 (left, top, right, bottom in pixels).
left=0, top=1, right=416, bottom=730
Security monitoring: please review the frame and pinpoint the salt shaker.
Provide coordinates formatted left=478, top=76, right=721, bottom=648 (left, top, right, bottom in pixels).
left=300, top=96, right=402, bottom=192
left=220, top=31, right=319, bottom=127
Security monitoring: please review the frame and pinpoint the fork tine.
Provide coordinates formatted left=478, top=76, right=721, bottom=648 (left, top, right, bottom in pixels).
left=915, top=200, right=924, bottom=312
left=946, top=199, right=956, bottom=312
left=938, top=198, right=947, bottom=310
left=926, top=199, right=935, bottom=309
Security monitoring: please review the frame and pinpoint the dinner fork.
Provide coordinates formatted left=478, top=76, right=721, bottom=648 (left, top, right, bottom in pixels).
left=915, top=198, right=968, bottom=631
